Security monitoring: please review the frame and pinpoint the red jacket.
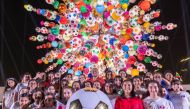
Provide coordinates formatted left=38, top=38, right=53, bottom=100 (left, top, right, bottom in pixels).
left=115, top=97, right=144, bottom=109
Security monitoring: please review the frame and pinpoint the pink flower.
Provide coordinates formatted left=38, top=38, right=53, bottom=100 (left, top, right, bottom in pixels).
left=137, top=45, right=147, bottom=55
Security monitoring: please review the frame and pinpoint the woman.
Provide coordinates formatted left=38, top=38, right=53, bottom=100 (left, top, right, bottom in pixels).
left=144, top=80, right=174, bottom=109
left=104, top=82, right=117, bottom=100
left=168, top=79, right=190, bottom=109
left=2, top=78, right=17, bottom=109
left=112, top=80, right=144, bottom=109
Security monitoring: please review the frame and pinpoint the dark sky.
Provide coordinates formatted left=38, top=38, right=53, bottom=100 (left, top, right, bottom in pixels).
left=0, top=0, right=190, bottom=85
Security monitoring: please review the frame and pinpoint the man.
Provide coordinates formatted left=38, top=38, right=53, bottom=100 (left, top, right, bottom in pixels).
left=10, top=93, right=31, bottom=109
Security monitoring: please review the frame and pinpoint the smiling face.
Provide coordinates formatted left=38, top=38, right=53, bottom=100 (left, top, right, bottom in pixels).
left=153, top=73, right=162, bottom=83
left=7, top=79, right=16, bottom=88
left=172, top=81, right=181, bottom=92
left=19, top=96, right=30, bottom=107
left=63, top=88, right=73, bottom=100
left=114, top=77, right=122, bottom=87
left=133, top=78, right=142, bottom=88
left=122, top=81, right=133, bottom=95
left=84, top=82, right=92, bottom=88
left=72, top=82, right=81, bottom=91
left=48, top=86, right=56, bottom=94
left=79, top=75, right=86, bottom=83
left=105, top=83, right=113, bottom=94
left=28, top=80, right=37, bottom=90
left=93, top=81, right=101, bottom=90
left=119, top=70, right=126, bottom=79
left=148, top=82, right=159, bottom=96
left=32, top=91, right=43, bottom=102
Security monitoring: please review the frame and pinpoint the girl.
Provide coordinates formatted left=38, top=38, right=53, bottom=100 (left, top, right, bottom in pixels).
left=164, top=70, right=174, bottom=83
left=168, top=79, right=190, bottom=109
left=113, top=76, right=123, bottom=95
left=56, top=87, right=73, bottom=109
left=93, top=81, right=102, bottom=90
left=47, top=85, right=56, bottom=94
left=61, top=79, right=68, bottom=88
left=118, top=69, right=127, bottom=80
left=84, top=81, right=92, bottom=88
left=79, top=74, right=86, bottom=88
left=133, top=76, right=147, bottom=99
left=161, top=87, right=170, bottom=100
left=112, top=80, right=144, bottom=109
left=144, top=80, right=174, bottom=109
left=105, top=69, right=114, bottom=82
left=46, top=85, right=59, bottom=99
left=2, top=78, right=17, bottom=109
left=72, top=81, right=81, bottom=92
left=28, top=79, right=38, bottom=94
left=104, top=82, right=117, bottom=100
left=133, top=76, right=147, bottom=92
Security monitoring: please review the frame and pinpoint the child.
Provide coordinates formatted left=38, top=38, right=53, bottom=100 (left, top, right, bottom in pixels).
left=144, top=80, right=174, bottom=109
left=2, top=78, right=17, bottom=109
left=112, top=80, right=144, bottom=109
left=169, top=79, right=190, bottom=109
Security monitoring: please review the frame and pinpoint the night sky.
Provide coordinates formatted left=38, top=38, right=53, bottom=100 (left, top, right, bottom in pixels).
left=0, top=0, right=190, bottom=85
